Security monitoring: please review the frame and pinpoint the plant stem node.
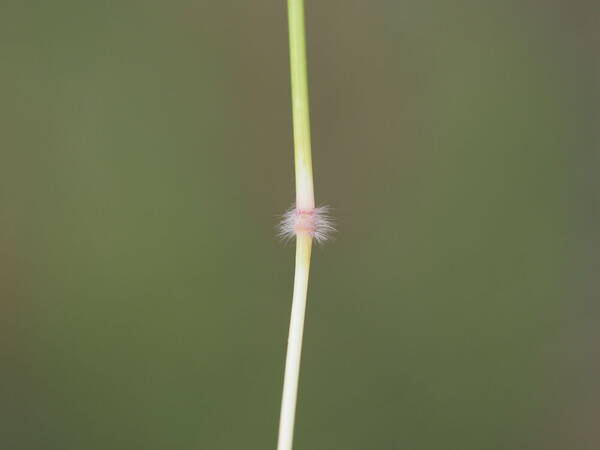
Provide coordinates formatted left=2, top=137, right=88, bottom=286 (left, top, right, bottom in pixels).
left=279, top=206, right=335, bottom=243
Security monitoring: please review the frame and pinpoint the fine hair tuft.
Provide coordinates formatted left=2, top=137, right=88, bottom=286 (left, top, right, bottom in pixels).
left=278, top=205, right=335, bottom=244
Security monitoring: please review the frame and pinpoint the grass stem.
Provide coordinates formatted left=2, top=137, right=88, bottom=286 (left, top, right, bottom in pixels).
left=277, top=1, right=315, bottom=449
left=277, top=234, right=312, bottom=450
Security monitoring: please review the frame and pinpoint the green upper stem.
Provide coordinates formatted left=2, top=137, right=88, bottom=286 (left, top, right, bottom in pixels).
left=287, top=0, right=315, bottom=210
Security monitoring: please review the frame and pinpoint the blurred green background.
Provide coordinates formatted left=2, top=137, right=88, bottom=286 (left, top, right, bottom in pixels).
left=1, top=1, right=598, bottom=449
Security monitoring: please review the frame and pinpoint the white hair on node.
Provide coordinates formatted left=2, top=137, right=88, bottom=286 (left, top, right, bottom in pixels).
left=278, top=205, right=335, bottom=244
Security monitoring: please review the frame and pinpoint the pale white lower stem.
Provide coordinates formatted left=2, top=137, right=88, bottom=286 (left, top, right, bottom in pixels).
left=277, top=234, right=313, bottom=450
